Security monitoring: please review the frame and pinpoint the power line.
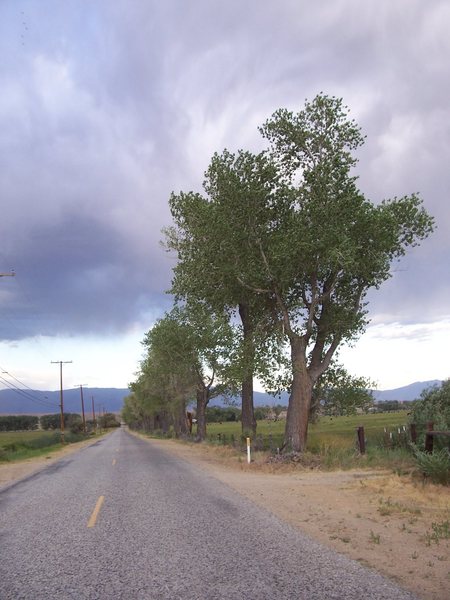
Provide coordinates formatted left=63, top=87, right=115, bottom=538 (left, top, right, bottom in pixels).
left=0, top=363, right=58, bottom=408
left=0, top=365, right=47, bottom=395
left=0, top=375, right=57, bottom=408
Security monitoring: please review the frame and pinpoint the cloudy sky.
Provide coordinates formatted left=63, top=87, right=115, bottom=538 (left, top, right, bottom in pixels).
left=0, top=0, right=449, bottom=395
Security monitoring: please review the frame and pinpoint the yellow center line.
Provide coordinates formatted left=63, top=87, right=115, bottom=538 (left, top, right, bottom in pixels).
left=87, top=495, right=105, bottom=528
left=112, top=458, right=116, bottom=466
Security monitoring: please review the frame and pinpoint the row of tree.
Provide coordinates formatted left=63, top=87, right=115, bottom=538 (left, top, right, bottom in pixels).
left=0, top=413, right=121, bottom=432
left=124, top=94, right=434, bottom=451
left=0, top=415, right=39, bottom=431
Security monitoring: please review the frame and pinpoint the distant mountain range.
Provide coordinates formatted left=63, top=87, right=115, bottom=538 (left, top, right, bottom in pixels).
left=0, top=380, right=442, bottom=415
left=212, top=380, right=442, bottom=408
left=371, top=380, right=442, bottom=402
left=0, top=387, right=130, bottom=415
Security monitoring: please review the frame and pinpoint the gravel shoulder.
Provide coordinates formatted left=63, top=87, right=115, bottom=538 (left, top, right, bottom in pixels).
left=1, top=430, right=448, bottom=600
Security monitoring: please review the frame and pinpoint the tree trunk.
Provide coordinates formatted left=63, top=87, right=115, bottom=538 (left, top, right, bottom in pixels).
left=160, top=411, right=169, bottom=434
left=173, top=398, right=188, bottom=437
left=241, top=375, right=256, bottom=436
left=238, top=302, right=256, bottom=436
left=284, top=337, right=312, bottom=452
left=196, top=385, right=208, bottom=441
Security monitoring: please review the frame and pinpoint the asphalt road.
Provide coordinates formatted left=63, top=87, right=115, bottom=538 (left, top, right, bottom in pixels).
left=0, top=428, right=418, bottom=600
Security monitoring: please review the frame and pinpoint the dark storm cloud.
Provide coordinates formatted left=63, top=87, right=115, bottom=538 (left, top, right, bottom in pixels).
left=1, top=0, right=448, bottom=341
left=0, top=212, right=173, bottom=340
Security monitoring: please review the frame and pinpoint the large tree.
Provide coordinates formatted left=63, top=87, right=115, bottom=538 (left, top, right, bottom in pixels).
left=172, top=302, right=237, bottom=441
left=310, top=364, right=374, bottom=419
left=203, top=94, right=434, bottom=451
left=165, top=156, right=283, bottom=435
left=137, top=315, right=197, bottom=436
left=129, top=305, right=236, bottom=440
left=268, top=96, right=433, bottom=449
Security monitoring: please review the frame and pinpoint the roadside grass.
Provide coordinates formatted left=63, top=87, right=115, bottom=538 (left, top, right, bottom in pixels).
left=197, top=412, right=415, bottom=472
left=206, top=412, right=409, bottom=446
left=0, top=430, right=91, bottom=462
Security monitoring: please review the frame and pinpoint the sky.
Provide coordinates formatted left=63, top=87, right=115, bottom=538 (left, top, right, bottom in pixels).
left=0, top=0, right=449, bottom=395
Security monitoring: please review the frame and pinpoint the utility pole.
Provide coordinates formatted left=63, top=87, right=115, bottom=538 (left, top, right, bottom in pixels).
left=78, top=384, right=87, bottom=434
left=91, top=396, right=96, bottom=433
left=51, top=360, right=72, bottom=443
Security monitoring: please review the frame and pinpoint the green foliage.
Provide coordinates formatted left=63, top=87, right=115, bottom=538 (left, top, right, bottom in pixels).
left=0, top=415, right=39, bottom=431
left=311, top=364, right=374, bottom=419
left=126, top=302, right=239, bottom=438
left=40, top=413, right=81, bottom=430
left=425, top=520, right=450, bottom=545
left=408, top=380, right=450, bottom=448
left=98, top=412, right=120, bottom=429
left=205, top=406, right=241, bottom=423
left=162, top=93, right=434, bottom=452
left=412, top=446, right=450, bottom=485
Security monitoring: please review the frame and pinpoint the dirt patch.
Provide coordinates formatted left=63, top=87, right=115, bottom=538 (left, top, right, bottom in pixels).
left=140, top=435, right=450, bottom=600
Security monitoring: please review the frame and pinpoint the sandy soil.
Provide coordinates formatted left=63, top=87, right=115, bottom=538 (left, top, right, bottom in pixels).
left=1, top=433, right=449, bottom=600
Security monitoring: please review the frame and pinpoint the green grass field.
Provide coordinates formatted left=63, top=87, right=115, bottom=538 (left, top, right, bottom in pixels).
left=0, top=430, right=57, bottom=445
left=0, top=430, right=85, bottom=462
left=199, top=412, right=415, bottom=470
left=204, top=411, right=409, bottom=448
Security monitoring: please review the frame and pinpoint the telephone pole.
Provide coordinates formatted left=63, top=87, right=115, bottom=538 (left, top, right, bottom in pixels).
left=51, top=360, right=72, bottom=443
left=91, top=396, right=96, bottom=433
left=78, top=384, right=87, bottom=434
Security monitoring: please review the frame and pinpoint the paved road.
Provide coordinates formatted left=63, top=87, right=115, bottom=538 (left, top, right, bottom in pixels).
left=0, top=428, right=417, bottom=599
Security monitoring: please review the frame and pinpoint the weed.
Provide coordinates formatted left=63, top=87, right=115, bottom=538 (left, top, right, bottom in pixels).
left=369, top=530, right=380, bottom=544
left=377, top=497, right=421, bottom=517
left=411, top=551, right=419, bottom=559
left=378, top=497, right=395, bottom=516
left=425, top=520, right=450, bottom=545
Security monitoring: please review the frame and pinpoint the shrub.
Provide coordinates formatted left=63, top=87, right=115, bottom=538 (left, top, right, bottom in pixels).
left=408, top=380, right=450, bottom=449
left=412, top=446, right=450, bottom=485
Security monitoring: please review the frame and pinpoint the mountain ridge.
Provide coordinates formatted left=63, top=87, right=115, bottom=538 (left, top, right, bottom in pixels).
left=0, top=380, right=442, bottom=414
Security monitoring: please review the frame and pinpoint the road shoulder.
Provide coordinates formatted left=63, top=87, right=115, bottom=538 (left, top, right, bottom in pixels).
left=132, top=433, right=449, bottom=600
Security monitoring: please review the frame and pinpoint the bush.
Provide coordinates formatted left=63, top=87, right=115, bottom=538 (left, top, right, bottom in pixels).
left=412, top=446, right=450, bottom=485
left=408, top=380, right=450, bottom=449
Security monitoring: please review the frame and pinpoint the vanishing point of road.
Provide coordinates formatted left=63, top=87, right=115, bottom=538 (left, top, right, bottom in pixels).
left=0, top=428, right=418, bottom=599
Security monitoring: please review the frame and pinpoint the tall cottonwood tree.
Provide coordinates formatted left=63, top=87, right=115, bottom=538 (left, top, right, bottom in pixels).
left=173, top=94, right=433, bottom=452
left=166, top=158, right=283, bottom=435
left=128, top=305, right=237, bottom=440
left=172, top=303, right=237, bottom=441
left=136, top=315, right=197, bottom=435
left=244, top=94, right=434, bottom=451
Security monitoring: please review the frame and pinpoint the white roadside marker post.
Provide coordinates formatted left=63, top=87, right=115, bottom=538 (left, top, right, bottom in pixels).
left=247, top=437, right=251, bottom=464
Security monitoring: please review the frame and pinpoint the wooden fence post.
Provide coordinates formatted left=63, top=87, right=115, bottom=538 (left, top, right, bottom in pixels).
left=410, top=423, right=417, bottom=444
left=425, top=421, right=434, bottom=453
